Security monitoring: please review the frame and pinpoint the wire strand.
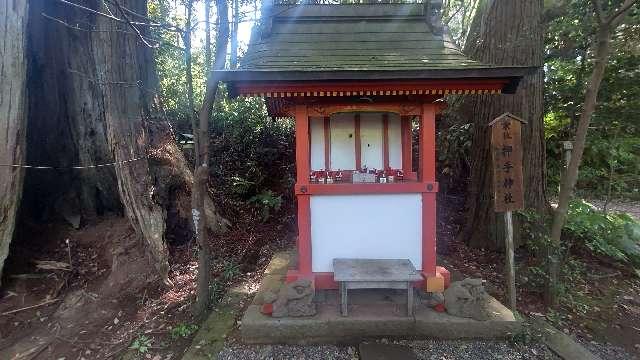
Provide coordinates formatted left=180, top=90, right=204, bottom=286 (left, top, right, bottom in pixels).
left=0, top=155, right=147, bottom=170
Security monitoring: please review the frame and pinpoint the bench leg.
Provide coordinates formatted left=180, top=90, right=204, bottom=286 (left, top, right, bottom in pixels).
left=340, top=282, right=348, bottom=316
left=407, top=282, right=413, bottom=316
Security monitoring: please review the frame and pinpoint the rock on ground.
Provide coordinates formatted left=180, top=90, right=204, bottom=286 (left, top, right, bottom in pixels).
left=444, top=278, right=493, bottom=321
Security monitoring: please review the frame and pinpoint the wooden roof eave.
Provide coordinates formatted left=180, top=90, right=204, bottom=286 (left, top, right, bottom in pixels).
left=216, top=66, right=537, bottom=97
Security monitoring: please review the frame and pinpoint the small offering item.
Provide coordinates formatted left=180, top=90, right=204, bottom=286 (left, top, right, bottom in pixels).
left=352, top=171, right=376, bottom=183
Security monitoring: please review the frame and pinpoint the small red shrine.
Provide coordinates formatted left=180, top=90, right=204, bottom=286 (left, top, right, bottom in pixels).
left=218, top=1, right=530, bottom=292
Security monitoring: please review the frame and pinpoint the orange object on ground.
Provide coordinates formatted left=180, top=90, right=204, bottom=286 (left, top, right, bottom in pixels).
left=261, top=303, right=273, bottom=315
left=433, top=303, right=446, bottom=313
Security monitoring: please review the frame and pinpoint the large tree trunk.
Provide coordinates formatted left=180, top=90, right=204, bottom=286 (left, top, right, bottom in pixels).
left=24, top=0, right=122, bottom=226
left=0, top=0, right=29, bottom=285
left=93, top=0, right=173, bottom=279
left=1, top=0, right=225, bottom=282
left=20, top=0, right=169, bottom=279
left=457, top=0, right=546, bottom=249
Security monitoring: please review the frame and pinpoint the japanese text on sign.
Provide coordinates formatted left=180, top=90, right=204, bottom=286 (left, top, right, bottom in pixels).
left=490, top=113, right=525, bottom=212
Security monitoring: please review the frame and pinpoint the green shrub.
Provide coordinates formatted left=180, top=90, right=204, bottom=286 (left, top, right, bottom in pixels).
left=209, top=95, right=295, bottom=214
left=130, top=335, right=152, bottom=354
left=545, top=120, right=640, bottom=199
left=565, top=200, right=640, bottom=266
left=436, top=121, right=473, bottom=192
left=170, top=323, right=198, bottom=339
left=209, top=281, right=225, bottom=303
left=518, top=201, right=640, bottom=296
left=249, top=190, right=283, bottom=222
left=221, top=260, right=241, bottom=281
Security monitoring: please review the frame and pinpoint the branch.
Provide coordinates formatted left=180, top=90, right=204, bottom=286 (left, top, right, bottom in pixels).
left=443, top=5, right=463, bottom=27
left=66, top=68, right=158, bottom=94
left=41, top=12, right=183, bottom=50
left=1, top=299, right=60, bottom=316
left=54, top=0, right=181, bottom=32
left=190, top=15, right=256, bottom=31
left=591, top=0, right=606, bottom=24
left=103, top=0, right=184, bottom=33
left=56, top=0, right=122, bottom=22
left=101, top=0, right=118, bottom=18
left=608, top=0, right=638, bottom=27
left=112, top=0, right=157, bottom=48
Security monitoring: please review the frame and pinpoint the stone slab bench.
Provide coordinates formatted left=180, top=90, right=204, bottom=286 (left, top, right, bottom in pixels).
left=333, top=258, right=423, bottom=316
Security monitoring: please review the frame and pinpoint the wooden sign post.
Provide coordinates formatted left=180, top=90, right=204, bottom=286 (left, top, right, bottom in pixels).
left=489, top=113, right=526, bottom=312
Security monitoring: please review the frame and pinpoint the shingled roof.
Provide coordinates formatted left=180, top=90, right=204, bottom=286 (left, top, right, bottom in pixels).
left=217, top=2, right=534, bottom=95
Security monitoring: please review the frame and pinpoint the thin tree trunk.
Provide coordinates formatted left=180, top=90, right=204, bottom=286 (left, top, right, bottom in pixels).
left=551, top=28, right=611, bottom=240
left=185, top=0, right=199, bottom=165
left=205, top=0, right=212, bottom=70
left=0, top=0, right=29, bottom=285
left=602, top=128, right=618, bottom=214
left=547, top=27, right=611, bottom=305
left=194, top=0, right=229, bottom=318
left=231, top=0, right=239, bottom=69
left=570, top=51, right=589, bottom=131
left=457, top=0, right=547, bottom=250
left=546, top=0, right=638, bottom=303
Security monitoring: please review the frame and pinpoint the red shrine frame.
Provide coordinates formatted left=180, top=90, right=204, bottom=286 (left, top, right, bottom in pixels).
left=286, top=101, right=449, bottom=291
left=231, top=79, right=515, bottom=291
left=312, top=113, right=413, bottom=176
left=217, top=0, right=534, bottom=294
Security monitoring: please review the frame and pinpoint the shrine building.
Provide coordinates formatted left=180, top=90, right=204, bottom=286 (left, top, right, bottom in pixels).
left=218, top=0, right=531, bottom=293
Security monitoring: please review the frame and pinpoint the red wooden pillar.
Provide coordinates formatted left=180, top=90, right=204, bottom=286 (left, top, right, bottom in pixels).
left=295, top=105, right=312, bottom=276
left=354, top=114, right=361, bottom=170
left=420, top=104, right=444, bottom=291
left=382, top=113, right=390, bottom=169
left=323, top=116, right=331, bottom=170
left=418, top=105, right=435, bottom=182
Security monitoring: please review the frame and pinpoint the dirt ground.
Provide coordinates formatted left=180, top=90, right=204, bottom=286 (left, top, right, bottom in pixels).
left=0, top=216, right=199, bottom=359
left=587, top=198, right=640, bottom=220
left=1, top=193, right=638, bottom=359
left=437, top=194, right=640, bottom=359
left=0, top=201, right=293, bottom=360
left=218, top=193, right=639, bottom=359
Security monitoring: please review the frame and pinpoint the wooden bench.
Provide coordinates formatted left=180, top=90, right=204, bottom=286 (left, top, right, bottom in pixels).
left=333, top=258, right=423, bottom=317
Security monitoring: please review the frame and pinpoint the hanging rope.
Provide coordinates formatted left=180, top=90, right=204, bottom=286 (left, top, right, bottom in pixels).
left=0, top=155, right=147, bottom=170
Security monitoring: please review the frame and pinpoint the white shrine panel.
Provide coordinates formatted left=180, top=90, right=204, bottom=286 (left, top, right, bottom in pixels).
left=330, top=113, right=356, bottom=170
left=388, top=113, right=402, bottom=169
left=359, top=113, right=384, bottom=170
left=310, top=194, right=422, bottom=272
left=310, top=117, right=325, bottom=171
